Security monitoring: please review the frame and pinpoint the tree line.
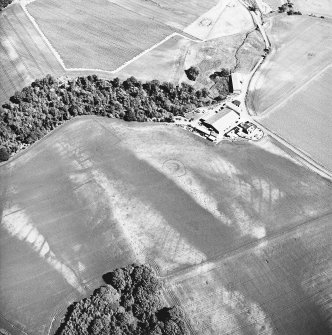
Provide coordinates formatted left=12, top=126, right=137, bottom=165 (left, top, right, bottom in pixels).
left=0, top=74, right=216, bottom=159
left=56, top=264, right=190, bottom=335
left=0, top=0, right=13, bottom=11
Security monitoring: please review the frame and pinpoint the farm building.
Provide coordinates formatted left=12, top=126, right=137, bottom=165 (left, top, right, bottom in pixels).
left=230, top=73, right=243, bottom=94
left=199, top=107, right=240, bottom=135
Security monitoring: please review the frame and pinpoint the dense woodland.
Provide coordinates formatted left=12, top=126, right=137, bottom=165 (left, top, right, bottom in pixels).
left=0, top=0, right=13, bottom=11
left=56, top=264, right=189, bottom=335
left=0, top=74, right=219, bottom=158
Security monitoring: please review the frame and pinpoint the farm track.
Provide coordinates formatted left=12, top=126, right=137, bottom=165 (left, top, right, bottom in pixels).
left=163, top=211, right=332, bottom=281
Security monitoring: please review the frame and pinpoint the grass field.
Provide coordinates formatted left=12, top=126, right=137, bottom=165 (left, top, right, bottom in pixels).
left=27, top=0, right=175, bottom=70
left=0, top=4, right=64, bottom=105
left=1, top=117, right=331, bottom=334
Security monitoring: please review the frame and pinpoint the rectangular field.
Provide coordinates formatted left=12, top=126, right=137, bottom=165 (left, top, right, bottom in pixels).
left=27, top=0, right=175, bottom=71
left=261, top=66, right=332, bottom=171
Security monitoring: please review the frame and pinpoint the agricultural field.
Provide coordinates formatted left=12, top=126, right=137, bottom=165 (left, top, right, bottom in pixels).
left=248, top=15, right=332, bottom=115
left=260, top=65, right=332, bottom=172
left=1, top=117, right=331, bottom=334
left=258, top=0, right=281, bottom=12
left=0, top=4, right=64, bottom=105
left=293, top=0, right=332, bottom=17
left=165, top=213, right=331, bottom=334
left=109, top=0, right=219, bottom=31
left=247, top=15, right=332, bottom=172
left=184, top=0, right=254, bottom=40
left=27, top=0, right=175, bottom=71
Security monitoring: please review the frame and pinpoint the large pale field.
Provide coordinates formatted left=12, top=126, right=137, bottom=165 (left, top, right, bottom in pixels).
left=0, top=118, right=331, bottom=334
left=260, top=65, right=332, bottom=172
left=0, top=4, right=64, bottom=105
left=248, top=16, right=332, bottom=115
left=27, top=0, right=175, bottom=70
left=247, top=15, right=332, bottom=171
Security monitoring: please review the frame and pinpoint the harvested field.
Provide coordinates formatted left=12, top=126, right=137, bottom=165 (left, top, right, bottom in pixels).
left=248, top=16, right=332, bottom=115
left=109, top=0, right=219, bottom=30
left=0, top=4, right=64, bottom=105
left=1, top=117, right=331, bottom=334
left=27, top=0, right=175, bottom=70
left=260, top=65, right=332, bottom=171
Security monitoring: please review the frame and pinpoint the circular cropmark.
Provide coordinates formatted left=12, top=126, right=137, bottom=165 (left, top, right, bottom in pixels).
left=162, top=159, right=186, bottom=177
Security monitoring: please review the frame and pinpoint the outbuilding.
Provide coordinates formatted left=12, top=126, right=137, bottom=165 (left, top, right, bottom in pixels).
left=230, top=73, right=243, bottom=94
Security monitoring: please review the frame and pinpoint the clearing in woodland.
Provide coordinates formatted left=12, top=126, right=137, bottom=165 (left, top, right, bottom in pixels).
left=0, top=118, right=331, bottom=334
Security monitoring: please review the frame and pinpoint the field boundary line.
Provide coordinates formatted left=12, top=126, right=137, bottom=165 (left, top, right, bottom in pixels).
left=18, top=2, right=203, bottom=75
left=164, top=211, right=332, bottom=281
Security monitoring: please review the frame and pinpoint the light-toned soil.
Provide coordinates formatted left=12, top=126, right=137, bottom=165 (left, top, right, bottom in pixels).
left=27, top=0, right=175, bottom=70
left=1, top=117, right=331, bottom=334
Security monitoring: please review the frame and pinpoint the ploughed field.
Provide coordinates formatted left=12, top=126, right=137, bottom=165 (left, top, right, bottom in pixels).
left=0, top=118, right=331, bottom=334
left=248, top=15, right=332, bottom=172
